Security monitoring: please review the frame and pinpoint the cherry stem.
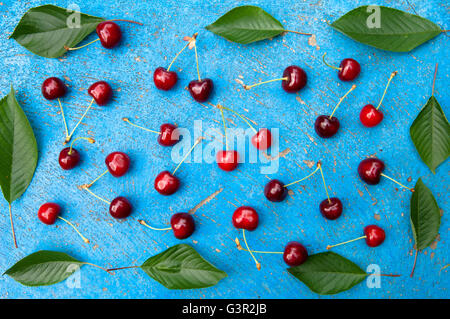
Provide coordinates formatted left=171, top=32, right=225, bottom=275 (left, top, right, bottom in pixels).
left=284, top=29, right=312, bottom=36
left=380, top=173, right=414, bottom=192
left=242, top=229, right=261, bottom=270
left=326, top=235, right=366, bottom=250
left=318, top=163, right=331, bottom=203
left=82, top=262, right=112, bottom=274
left=235, top=237, right=282, bottom=254
left=106, top=265, right=140, bottom=272
left=284, top=162, right=320, bottom=187
left=65, top=38, right=100, bottom=51
left=86, top=169, right=109, bottom=188
left=244, top=77, right=288, bottom=90
left=220, top=108, right=228, bottom=149
left=122, top=118, right=160, bottom=134
left=172, top=137, right=203, bottom=175
left=322, top=53, right=341, bottom=71
left=329, top=84, right=356, bottom=119
left=217, top=104, right=258, bottom=134
left=58, top=98, right=70, bottom=139
left=58, top=216, right=90, bottom=244
left=83, top=187, right=111, bottom=205
left=431, top=63, right=438, bottom=96
left=138, top=219, right=171, bottom=231
left=194, top=42, right=201, bottom=81
left=375, top=274, right=402, bottom=277
left=9, top=204, right=17, bottom=248
left=68, top=137, right=95, bottom=155
left=107, top=19, right=143, bottom=25
left=167, top=32, right=197, bottom=71
left=66, top=98, right=95, bottom=143
left=376, top=71, right=398, bottom=110
left=410, top=249, right=419, bottom=277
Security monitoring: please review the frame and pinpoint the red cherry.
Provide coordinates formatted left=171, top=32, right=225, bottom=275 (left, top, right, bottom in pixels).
left=59, top=148, right=80, bottom=170
left=170, top=213, right=195, bottom=239
left=314, top=115, right=340, bottom=138
left=154, top=171, right=180, bottom=195
left=96, top=21, right=122, bottom=49
left=251, top=128, right=272, bottom=150
left=364, top=225, right=385, bottom=247
left=216, top=150, right=239, bottom=172
left=42, top=77, right=66, bottom=100
left=358, top=158, right=385, bottom=185
left=153, top=67, right=178, bottom=91
left=264, top=179, right=287, bottom=202
left=338, top=59, right=361, bottom=81
left=109, top=196, right=132, bottom=219
left=282, top=66, right=307, bottom=93
left=188, top=79, right=213, bottom=102
left=88, top=81, right=112, bottom=105
left=38, top=203, right=60, bottom=225
left=319, top=197, right=343, bottom=220
left=158, top=123, right=179, bottom=146
left=360, top=104, right=383, bottom=127
left=283, top=242, right=308, bottom=266
left=232, top=206, right=259, bottom=231
left=105, top=152, right=130, bottom=177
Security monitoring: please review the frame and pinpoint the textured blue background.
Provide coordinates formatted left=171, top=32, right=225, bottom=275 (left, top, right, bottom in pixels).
left=0, top=0, right=448, bottom=299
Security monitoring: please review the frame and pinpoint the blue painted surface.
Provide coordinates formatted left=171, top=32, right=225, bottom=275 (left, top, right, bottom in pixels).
left=0, top=0, right=448, bottom=299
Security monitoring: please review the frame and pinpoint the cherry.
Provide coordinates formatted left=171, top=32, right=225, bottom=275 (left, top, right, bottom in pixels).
left=170, top=213, right=195, bottom=239
left=216, top=150, right=239, bottom=172
left=251, top=128, right=272, bottom=150
left=283, top=242, right=308, bottom=266
left=358, top=158, right=385, bottom=185
left=154, top=67, right=178, bottom=91
left=105, top=152, right=130, bottom=177
left=281, top=66, right=307, bottom=93
left=188, top=79, right=213, bottom=102
left=42, top=77, right=67, bottom=100
left=232, top=206, right=259, bottom=231
left=360, top=104, right=383, bottom=127
left=88, top=81, right=113, bottom=106
left=314, top=115, right=340, bottom=138
left=158, top=123, right=179, bottom=146
left=319, top=197, right=343, bottom=220
left=154, top=171, right=180, bottom=195
left=38, top=202, right=60, bottom=225
left=264, top=179, right=287, bottom=202
left=109, top=196, right=132, bottom=219
left=59, top=148, right=80, bottom=170
left=364, top=225, right=386, bottom=247
left=96, top=21, right=122, bottom=49
left=322, top=53, right=360, bottom=81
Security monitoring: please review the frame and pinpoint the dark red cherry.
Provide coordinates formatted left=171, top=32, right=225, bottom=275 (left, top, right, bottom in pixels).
left=109, top=196, right=132, bottom=219
left=232, top=206, right=259, bottom=231
left=154, top=171, right=180, bottom=195
left=314, top=115, right=340, bottom=138
left=59, top=148, right=80, bottom=170
left=251, top=128, right=272, bottom=150
left=360, top=104, right=383, bottom=127
left=283, top=242, right=308, bottom=266
left=158, top=123, right=179, bottom=146
left=38, top=203, right=60, bottom=225
left=105, top=152, right=130, bottom=177
left=358, top=158, right=385, bottom=185
left=282, top=66, right=307, bottom=93
left=216, top=150, right=239, bottom=172
left=264, top=179, right=287, bottom=202
left=364, top=225, right=385, bottom=247
left=96, top=21, right=122, bottom=49
left=188, top=79, right=213, bottom=102
left=170, top=213, right=195, bottom=239
left=42, top=77, right=66, bottom=100
left=319, top=197, right=343, bottom=220
left=153, top=67, right=178, bottom=91
left=338, top=59, right=361, bottom=81
left=88, top=81, right=112, bottom=105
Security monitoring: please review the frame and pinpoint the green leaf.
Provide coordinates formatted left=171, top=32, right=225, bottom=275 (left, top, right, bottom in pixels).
left=140, top=244, right=227, bottom=289
left=205, top=6, right=285, bottom=44
left=331, top=6, right=442, bottom=52
left=410, top=178, right=441, bottom=251
left=10, top=5, right=105, bottom=58
left=0, top=86, right=38, bottom=204
left=410, top=96, right=450, bottom=173
left=288, top=252, right=367, bottom=295
left=4, top=251, right=83, bottom=286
